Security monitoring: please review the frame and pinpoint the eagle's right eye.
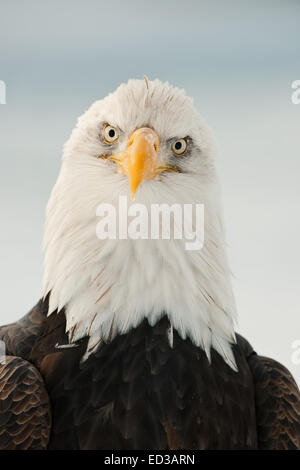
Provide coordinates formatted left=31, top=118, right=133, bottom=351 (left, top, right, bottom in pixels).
left=171, top=138, right=188, bottom=156
left=102, top=123, right=119, bottom=144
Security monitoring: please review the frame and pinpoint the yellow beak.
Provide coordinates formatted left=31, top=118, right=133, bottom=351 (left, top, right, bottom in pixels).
left=109, top=127, right=176, bottom=199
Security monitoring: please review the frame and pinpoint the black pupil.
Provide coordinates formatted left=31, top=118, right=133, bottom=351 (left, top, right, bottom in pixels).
left=175, top=141, right=182, bottom=151
left=108, top=128, right=115, bottom=138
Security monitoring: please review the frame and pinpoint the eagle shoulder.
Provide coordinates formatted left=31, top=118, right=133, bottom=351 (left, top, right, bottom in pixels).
left=248, top=353, right=300, bottom=449
left=0, top=299, right=48, bottom=360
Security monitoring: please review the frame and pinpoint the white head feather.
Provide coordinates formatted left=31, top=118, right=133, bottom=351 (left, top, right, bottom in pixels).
left=43, top=79, right=237, bottom=369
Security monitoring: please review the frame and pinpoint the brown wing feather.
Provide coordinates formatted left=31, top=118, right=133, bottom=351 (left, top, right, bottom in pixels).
left=248, top=354, right=300, bottom=450
left=0, top=299, right=48, bottom=359
left=0, top=356, right=51, bottom=449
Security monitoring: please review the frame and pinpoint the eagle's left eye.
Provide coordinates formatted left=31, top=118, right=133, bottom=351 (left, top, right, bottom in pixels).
left=102, top=123, right=119, bottom=144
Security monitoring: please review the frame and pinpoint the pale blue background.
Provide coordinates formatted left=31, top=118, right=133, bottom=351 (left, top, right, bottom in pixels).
left=0, top=0, right=299, bottom=384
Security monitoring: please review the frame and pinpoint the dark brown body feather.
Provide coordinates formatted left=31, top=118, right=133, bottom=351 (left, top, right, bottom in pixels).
left=0, top=298, right=299, bottom=450
left=0, top=356, right=51, bottom=449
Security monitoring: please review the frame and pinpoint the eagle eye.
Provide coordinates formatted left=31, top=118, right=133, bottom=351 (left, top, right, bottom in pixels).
left=102, top=123, right=119, bottom=144
left=171, top=138, right=188, bottom=156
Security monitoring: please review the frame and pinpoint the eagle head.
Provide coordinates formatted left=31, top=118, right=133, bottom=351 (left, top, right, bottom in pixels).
left=43, top=78, right=237, bottom=369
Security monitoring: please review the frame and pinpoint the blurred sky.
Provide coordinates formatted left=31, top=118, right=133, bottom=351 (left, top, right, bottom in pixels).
left=0, top=0, right=299, bottom=384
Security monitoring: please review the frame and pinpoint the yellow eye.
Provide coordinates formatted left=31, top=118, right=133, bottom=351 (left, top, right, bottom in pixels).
left=171, top=138, right=188, bottom=156
left=102, top=123, right=119, bottom=144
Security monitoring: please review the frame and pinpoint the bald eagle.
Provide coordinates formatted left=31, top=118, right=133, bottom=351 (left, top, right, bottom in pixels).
left=0, top=79, right=299, bottom=450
